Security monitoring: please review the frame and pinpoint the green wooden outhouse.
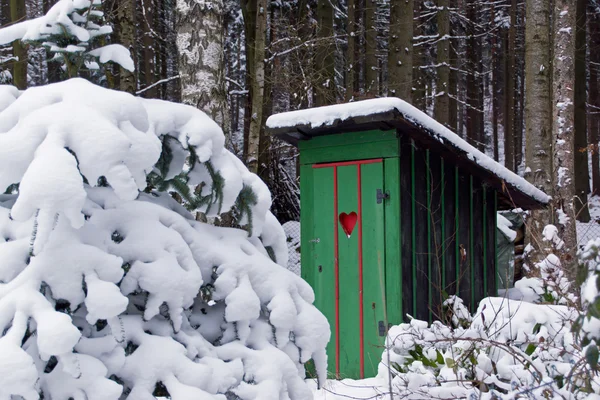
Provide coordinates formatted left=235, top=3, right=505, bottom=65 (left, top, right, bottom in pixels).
left=266, top=98, right=548, bottom=379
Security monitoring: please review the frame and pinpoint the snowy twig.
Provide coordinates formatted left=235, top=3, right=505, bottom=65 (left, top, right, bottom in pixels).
left=136, top=75, right=180, bottom=95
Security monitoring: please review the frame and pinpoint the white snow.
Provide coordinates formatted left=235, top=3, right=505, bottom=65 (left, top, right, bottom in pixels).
left=497, top=212, right=516, bottom=242
left=0, top=0, right=134, bottom=72
left=267, top=98, right=550, bottom=204
left=0, top=79, right=330, bottom=398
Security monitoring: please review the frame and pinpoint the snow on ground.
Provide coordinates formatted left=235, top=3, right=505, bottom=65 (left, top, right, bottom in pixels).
left=267, top=98, right=550, bottom=205
left=310, top=378, right=391, bottom=400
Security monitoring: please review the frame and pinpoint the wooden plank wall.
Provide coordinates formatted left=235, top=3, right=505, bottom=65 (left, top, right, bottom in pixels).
left=398, top=136, right=497, bottom=322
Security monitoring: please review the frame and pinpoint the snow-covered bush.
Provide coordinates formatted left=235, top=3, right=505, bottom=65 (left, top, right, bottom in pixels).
left=0, top=79, right=329, bottom=399
left=379, top=296, right=598, bottom=398
left=517, top=224, right=578, bottom=306
left=575, top=238, right=600, bottom=373
left=0, top=0, right=133, bottom=81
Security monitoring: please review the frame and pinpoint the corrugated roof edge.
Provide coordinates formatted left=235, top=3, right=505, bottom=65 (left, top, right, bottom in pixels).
left=266, top=97, right=550, bottom=207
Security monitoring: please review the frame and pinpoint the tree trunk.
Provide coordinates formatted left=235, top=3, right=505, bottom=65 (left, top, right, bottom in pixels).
left=552, top=0, right=578, bottom=265
left=413, top=0, right=425, bottom=110
left=176, top=0, right=228, bottom=131
left=491, top=3, right=499, bottom=161
left=364, top=0, right=377, bottom=97
left=346, top=0, right=359, bottom=101
left=504, top=0, right=517, bottom=170
left=590, top=0, right=600, bottom=196
left=246, top=0, right=267, bottom=173
left=466, top=0, right=483, bottom=150
left=316, top=0, right=335, bottom=106
left=9, top=0, right=26, bottom=89
left=115, top=0, right=136, bottom=93
left=514, top=1, right=526, bottom=168
left=434, top=0, right=449, bottom=125
left=573, top=0, right=589, bottom=221
left=524, top=0, right=553, bottom=258
left=140, top=0, right=157, bottom=98
left=448, top=0, right=458, bottom=132
left=388, top=0, right=413, bottom=102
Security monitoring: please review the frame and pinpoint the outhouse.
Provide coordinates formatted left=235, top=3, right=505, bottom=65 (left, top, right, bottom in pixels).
left=266, top=98, right=549, bottom=379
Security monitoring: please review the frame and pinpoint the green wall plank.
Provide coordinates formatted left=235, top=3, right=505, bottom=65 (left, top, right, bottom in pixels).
left=310, top=167, right=337, bottom=374
left=485, top=188, right=498, bottom=297
left=300, top=140, right=399, bottom=165
left=428, top=152, right=444, bottom=321
left=457, top=169, right=471, bottom=306
left=360, top=162, right=386, bottom=376
left=299, top=129, right=397, bottom=150
left=443, top=164, right=457, bottom=296
left=384, top=158, right=402, bottom=329
left=472, top=177, right=485, bottom=308
left=413, top=144, right=429, bottom=321
left=336, top=165, right=361, bottom=378
left=399, top=135, right=414, bottom=321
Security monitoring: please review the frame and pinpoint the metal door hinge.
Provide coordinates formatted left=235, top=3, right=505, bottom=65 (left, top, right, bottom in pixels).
left=376, top=189, right=390, bottom=204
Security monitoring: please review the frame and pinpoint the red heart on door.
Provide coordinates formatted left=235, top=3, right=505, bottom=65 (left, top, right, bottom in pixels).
left=339, top=212, right=358, bottom=238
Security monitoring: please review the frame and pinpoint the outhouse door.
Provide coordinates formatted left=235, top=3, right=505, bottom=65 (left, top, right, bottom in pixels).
left=307, top=158, right=387, bottom=379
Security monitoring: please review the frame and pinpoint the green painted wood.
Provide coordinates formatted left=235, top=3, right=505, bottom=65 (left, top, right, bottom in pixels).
left=457, top=169, right=471, bottom=305
left=399, top=135, right=414, bottom=321
left=300, top=165, right=315, bottom=287
left=411, top=141, right=418, bottom=318
left=300, top=140, right=399, bottom=165
left=486, top=189, right=498, bottom=296
left=427, top=150, right=432, bottom=323
left=428, top=152, right=444, bottom=320
left=299, top=129, right=398, bottom=150
left=443, top=164, right=457, bottom=295
left=309, top=167, right=337, bottom=374
left=383, top=158, right=402, bottom=327
left=483, top=188, right=488, bottom=296
left=360, top=162, right=386, bottom=376
left=472, top=177, right=485, bottom=308
left=336, top=165, right=361, bottom=378
left=441, top=159, right=446, bottom=290
left=413, top=143, right=429, bottom=321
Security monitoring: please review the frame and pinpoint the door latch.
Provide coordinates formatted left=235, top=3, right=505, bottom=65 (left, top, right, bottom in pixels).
left=376, top=189, right=390, bottom=204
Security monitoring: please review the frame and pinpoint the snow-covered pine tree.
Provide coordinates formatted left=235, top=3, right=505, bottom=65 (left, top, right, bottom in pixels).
left=0, top=0, right=133, bottom=82
left=0, top=78, right=329, bottom=399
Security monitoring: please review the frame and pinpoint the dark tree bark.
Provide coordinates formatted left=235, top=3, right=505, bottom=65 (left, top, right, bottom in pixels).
left=574, top=0, right=590, bottom=221
left=9, top=0, right=27, bottom=89
left=466, top=0, right=483, bottom=150
left=364, top=0, right=377, bottom=96
left=590, top=0, right=600, bottom=196
left=504, top=0, right=517, bottom=170
left=316, top=0, right=335, bottom=105
left=346, top=0, right=359, bottom=100
left=388, top=0, right=413, bottom=102
left=434, top=0, right=450, bottom=126
left=115, top=0, right=136, bottom=93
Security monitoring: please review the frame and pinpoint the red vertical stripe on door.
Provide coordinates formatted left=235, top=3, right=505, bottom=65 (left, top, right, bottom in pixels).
left=357, top=164, right=364, bottom=378
left=333, top=166, right=340, bottom=378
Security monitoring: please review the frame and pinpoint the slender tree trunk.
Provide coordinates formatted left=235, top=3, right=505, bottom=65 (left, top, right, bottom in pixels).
left=466, top=0, right=483, bottom=150
left=176, top=0, right=229, bottom=132
left=246, top=0, right=267, bottom=173
left=491, top=3, right=499, bottom=161
left=9, top=0, right=26, bottom=89
left=115, top=0, right=136, bottom=93
left=524, top=0, right=553, bottom=259
left=388, top=0, right=413, bottom=102
left=552, top=0, right=578, bottom=264
left=364, top=0, right=377, bottom=96
left=514, top=2, right=526, bottom=168
left=241, top=0, right=257, bottom=160
left=448, top=0, right=458, bottom=132
left=413, top=0, right=426, bottom=110
left=316, top=0, right=335, bottom=106
left=141, top=0, right=157, bottom=98
left=434, top=0, right=450, bottom=125
left=504, top=0, right=517, bottom=170
left=574, top=0, right=590, bottom=221
left=590, top=1, right=600, bottom=196
left=346, top=0, right=358, bottom=100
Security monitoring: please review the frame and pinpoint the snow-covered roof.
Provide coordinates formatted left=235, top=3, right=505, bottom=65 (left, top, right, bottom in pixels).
left=266, top=98, right=550, bottom=209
